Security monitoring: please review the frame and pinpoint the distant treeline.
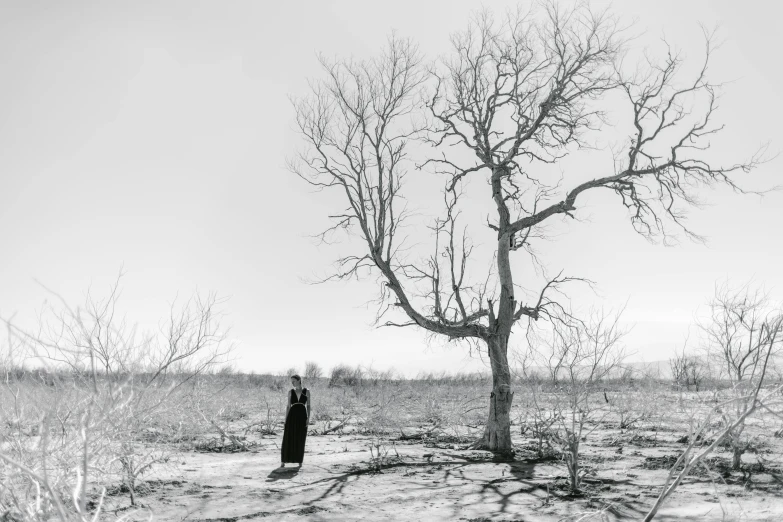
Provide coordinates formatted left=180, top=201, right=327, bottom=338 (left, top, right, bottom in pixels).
left=5, top=358, right=780, bottom=389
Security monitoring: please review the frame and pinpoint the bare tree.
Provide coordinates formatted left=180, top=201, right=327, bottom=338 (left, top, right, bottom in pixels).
left=291, top=3, right=766, bottom=453
left=644, top=313, right=783, bottom=520
left=700, top=282, right=783, bottom=470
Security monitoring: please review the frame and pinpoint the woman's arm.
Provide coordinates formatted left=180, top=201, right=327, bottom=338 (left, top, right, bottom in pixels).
left=285, top=390, right=290, bottom=420
left=306, top=390, right=311, bottom=423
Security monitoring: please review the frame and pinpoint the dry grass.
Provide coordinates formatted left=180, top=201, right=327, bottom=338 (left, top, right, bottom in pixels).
left=3, top=363, right=783, bottom=521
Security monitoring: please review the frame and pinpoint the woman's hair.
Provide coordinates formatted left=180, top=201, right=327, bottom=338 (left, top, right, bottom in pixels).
left=290, top=374, right=302, bottom=383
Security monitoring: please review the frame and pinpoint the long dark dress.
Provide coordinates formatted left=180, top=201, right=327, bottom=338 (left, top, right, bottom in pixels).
left=281, top=388, right=308, bottom=464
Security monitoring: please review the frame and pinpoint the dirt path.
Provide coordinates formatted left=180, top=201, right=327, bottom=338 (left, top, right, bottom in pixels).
left=101, top=434, right=783, bottom=521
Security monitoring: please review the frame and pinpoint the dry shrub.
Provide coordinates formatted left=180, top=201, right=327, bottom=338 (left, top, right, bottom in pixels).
left=0, top=279, right=231, bottom=519
left=608, top=384, right=661, bottom=431
left=329, top=364, right=363, bottom=387
left=525, top=308, right=628, bottom=494
left=304, top=361, right=323, bottom=379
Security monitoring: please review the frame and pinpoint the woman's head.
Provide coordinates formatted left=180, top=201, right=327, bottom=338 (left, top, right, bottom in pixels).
left=290, top=374, right=302, bottom=387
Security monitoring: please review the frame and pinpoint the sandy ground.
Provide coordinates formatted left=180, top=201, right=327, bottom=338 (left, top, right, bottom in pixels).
left=98, top=429, right=783, bottom=522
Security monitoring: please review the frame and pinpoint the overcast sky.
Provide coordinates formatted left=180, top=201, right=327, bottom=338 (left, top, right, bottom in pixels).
left=1, top=0, right=781, bottom=376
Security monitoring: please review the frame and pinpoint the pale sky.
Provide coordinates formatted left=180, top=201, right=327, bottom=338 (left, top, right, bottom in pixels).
left=1, top=0, right=781, bottom=376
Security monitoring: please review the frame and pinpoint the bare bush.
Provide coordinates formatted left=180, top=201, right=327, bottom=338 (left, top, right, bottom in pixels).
left=644, top=371, right=783, bottom=520
left=701, top=283, right=783, bottom=470
left=363, top=366, right=397, bottom=386
left=259, top=396, right=281, bottom=436
left=361, top=385, right=406, bottom=436
left=216, top=364, right=236, bottom=376
left=609, top=384, right=659, bottom=432
left=0, top=278, right=231, bottom=517
left=517, top=386, right=561, bottom=458
left=368, top=438, right=401, bottom=472
left=643, top=284, right=783, bottom=520
left=304, top=361, right=323, bottom=379
left=329, top=364, right=363, bottom=387
left=527, top=308, right=628, bottom=493
left=670, top=345, right=706, bottom=392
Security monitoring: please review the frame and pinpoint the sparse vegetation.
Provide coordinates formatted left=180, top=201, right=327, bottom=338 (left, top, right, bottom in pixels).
left=3, top=338, right=783, bottom=520
left=0, top=278, right=232, bottom=519
left=1, top=0, right=778, bottom=520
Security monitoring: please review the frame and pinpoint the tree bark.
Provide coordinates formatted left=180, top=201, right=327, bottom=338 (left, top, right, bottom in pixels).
left=475, top=335, right=515, bottom=455
left=729, top=410, right=747, bottom=471
left=566, top=439, right=581, bottom=494
left=473, top=165, right=518, bottom=456
left=732, top=446, right=742, bottom=471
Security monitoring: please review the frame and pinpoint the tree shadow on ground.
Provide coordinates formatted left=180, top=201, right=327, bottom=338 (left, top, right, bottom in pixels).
left=476, top=457, right=651, bottom=519
left=294, top=452, right=648, bottom=518
left=266, top=450, right=659, bottom=520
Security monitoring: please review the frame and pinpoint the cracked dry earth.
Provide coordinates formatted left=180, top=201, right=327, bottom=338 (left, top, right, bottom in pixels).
left=100, top=434, right=783, bottom=521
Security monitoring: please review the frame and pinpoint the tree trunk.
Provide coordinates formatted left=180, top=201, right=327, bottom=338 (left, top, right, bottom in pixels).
left=566, top=438, right=580, bottom=494
left=478, top=174, right=517, bottom=456
left=730, top=411, right=746, bottom=471
left=128, top=480, right=136, bottom=507
left=475, top=335, right=514, bottom=455
left=731, top=444, right=743, bottom=471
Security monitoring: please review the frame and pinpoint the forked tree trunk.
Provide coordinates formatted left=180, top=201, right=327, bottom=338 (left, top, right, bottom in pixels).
left=473, top=221, right=517, bottom=456
left=476, top=335, right=514, bottom=455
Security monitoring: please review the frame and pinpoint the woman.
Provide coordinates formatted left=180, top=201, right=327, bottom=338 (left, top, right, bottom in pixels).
left=280, top=374, right=311, bottom=468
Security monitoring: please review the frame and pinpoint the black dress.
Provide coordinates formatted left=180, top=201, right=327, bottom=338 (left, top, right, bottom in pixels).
left=281, top=388, right=308, bottom=464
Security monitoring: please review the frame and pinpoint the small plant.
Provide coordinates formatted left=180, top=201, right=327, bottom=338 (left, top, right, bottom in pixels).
left=519, top=387, right=561, bottom=458
left=610, top=387, right=658, bottom=431
left=368, top=438, right=400, bottom=472
left=259, top=397, right=280, bottom=435
left=115, top=442, right=171, bottom=506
